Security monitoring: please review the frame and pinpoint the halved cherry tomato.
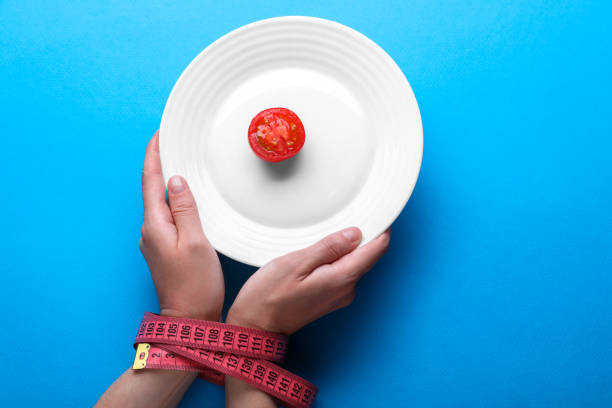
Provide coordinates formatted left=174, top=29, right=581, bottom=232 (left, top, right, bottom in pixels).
left=248, top=107, right=305, bottom=162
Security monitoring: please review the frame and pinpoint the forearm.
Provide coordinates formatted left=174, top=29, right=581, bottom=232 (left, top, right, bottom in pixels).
left=225, top=375, right=277, bottom=408
left=96, top=368, right=197, bottom=408
left=224, top=315, right=277, bottom=408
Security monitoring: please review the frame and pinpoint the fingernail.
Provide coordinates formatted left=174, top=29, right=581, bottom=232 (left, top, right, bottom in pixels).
left=341, top=227, right=362, bottom=244
left=168, top=176, right=186, bottom=193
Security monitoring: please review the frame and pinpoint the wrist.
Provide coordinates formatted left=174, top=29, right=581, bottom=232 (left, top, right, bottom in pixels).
left=160, top=307, right=221, bottom=322
left=226, top=309, right=281, bottom=334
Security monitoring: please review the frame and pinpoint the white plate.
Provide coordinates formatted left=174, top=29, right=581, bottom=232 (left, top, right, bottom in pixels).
left=160, top=16, right=422, bottom=267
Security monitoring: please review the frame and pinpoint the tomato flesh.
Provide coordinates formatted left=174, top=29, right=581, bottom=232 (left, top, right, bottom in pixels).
left=248, top=108, right=305, bottom=162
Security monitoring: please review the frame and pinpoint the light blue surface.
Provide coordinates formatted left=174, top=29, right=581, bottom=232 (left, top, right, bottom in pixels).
left=1, top=1, right=611, bottom=406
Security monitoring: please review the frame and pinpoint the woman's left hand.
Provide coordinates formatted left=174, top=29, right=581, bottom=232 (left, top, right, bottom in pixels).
left=139, top=131, right=224, bottom=321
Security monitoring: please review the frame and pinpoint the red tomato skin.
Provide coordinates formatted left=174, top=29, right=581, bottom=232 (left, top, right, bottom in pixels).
left=248, top=108, right=306, bottom=162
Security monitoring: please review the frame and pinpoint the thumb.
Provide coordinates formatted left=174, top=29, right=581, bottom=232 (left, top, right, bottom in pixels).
left=287, top=227, right=362, bottom=274
left=167, top=175, right=205, bottom=241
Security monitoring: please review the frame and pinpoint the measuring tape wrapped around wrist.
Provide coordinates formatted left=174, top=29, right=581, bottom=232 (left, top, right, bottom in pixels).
left=132, top=312, right=317, bottom=407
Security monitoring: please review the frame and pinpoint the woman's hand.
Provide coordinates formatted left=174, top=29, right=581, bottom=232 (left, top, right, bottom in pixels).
left=226, top=227, right=390, bottom=334
left=140, top=131, right=224, bottom=321
left=225, top=227, right=390, bottom=408
left=97, top=131, right=224, bottom=408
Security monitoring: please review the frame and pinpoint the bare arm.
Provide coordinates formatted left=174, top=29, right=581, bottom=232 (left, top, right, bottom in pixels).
left=96, top=369, right=196, bottom=408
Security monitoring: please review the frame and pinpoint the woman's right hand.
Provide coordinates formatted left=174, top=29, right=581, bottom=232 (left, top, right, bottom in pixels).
left=225, top=227, right=390, bottom=408
left=226, top=227, right=390, bottom=334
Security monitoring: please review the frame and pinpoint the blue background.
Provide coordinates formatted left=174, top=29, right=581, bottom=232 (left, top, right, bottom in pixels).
left=1, top=1, right=611, bottom=406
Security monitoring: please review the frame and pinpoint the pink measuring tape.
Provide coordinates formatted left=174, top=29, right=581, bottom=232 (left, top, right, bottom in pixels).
left=132, top=313, right=317, bottom=408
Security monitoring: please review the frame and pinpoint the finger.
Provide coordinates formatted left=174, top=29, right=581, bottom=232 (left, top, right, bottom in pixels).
left=167, top=175, right=205, bottom=242
left=325, top=229, right=391, bottom=282
left=142, top=131, right=171, bottom=221
left=285, top=227, right=363, bottom=274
